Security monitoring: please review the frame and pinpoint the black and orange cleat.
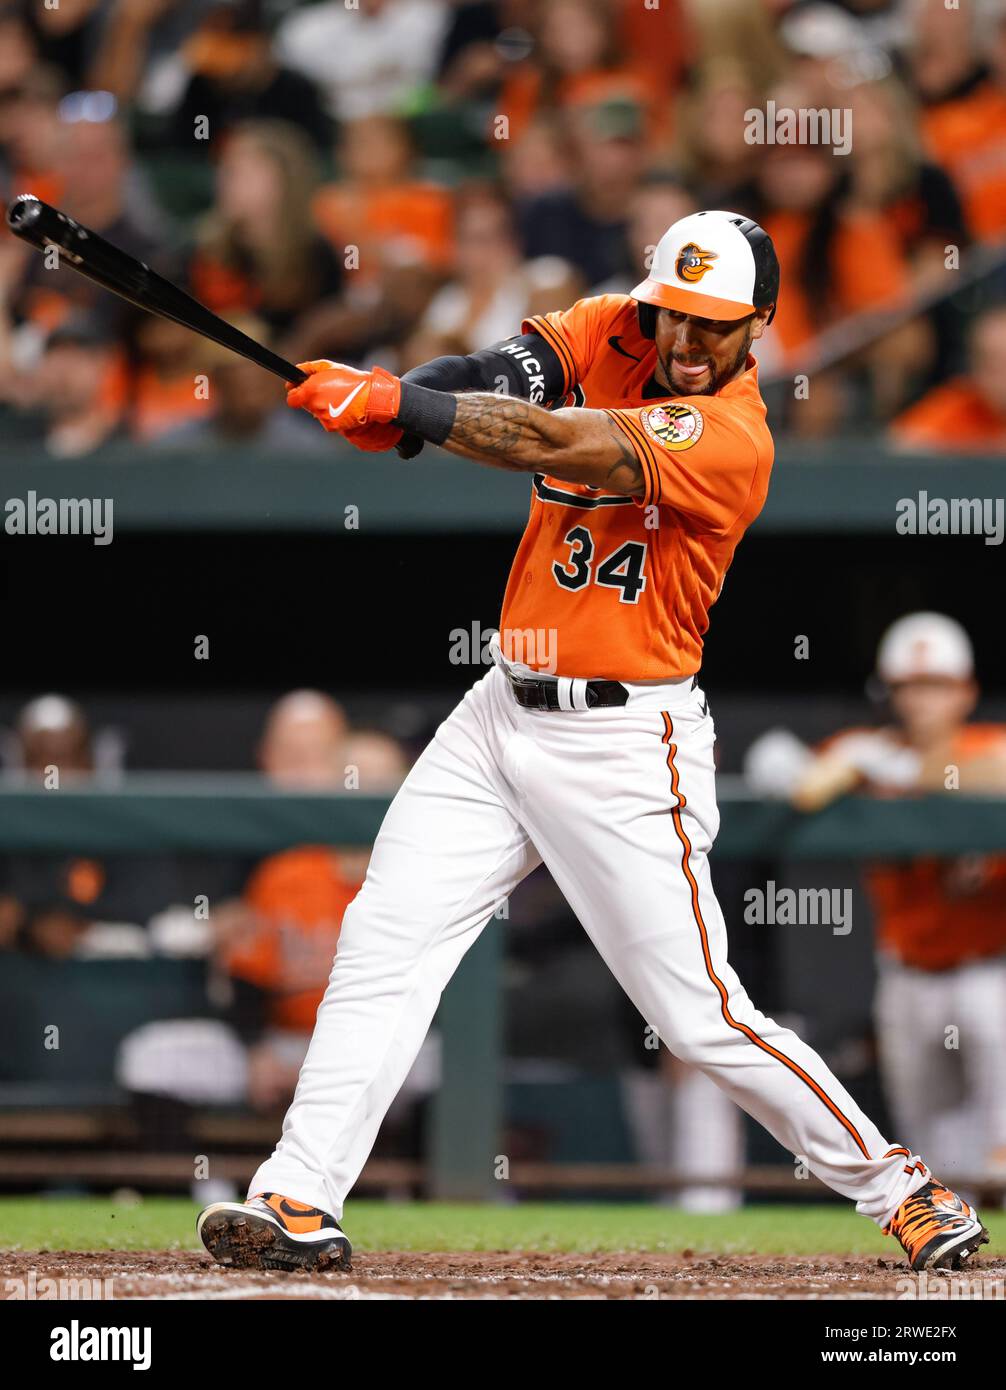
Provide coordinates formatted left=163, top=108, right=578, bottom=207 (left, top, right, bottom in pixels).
left=885, top=1180, right=989, bottom=1271
left=198, top=1193, right=352, bottom=1272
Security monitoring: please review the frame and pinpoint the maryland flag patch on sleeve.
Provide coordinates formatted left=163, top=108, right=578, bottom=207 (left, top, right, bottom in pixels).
left=641, top=403, right=705, bottom=451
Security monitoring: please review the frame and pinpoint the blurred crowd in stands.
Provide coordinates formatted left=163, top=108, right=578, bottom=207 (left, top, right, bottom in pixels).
left=0, top=0, right=1003, bottom=455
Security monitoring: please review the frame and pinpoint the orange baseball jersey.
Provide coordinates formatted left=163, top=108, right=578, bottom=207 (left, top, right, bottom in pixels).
left=824, top=724, right=1006, bottom=972
left=225, top=847, right=359, bottom=1033
left=499, top=293, right=774, bottom=680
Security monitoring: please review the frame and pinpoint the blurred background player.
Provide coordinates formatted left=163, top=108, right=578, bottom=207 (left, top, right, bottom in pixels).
left=115, top=692, right=423, bottom=1176
left=760, top=615, right=1006, bottom=1192
left=215, top=694, right=415, bottom=1115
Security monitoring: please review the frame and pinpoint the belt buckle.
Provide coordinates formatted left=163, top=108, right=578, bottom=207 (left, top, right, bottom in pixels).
left=507, top=669, right=556, bottom=711
left=508, top=673, right=540, bottom=710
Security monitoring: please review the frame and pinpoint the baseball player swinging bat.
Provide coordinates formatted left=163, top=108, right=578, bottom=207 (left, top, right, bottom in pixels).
left=4, top=193, right=308, bottom=386
left=32, top=196, right=975, bottom=1274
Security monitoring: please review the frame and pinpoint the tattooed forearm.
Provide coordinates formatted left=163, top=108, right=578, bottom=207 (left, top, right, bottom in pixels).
left=442, top=394, right=555, bottom=470
left=439, top=393, right=646, bottom=496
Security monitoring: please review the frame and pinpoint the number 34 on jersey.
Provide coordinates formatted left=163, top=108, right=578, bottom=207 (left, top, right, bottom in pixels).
left=552, top=525, right=648, bottom=605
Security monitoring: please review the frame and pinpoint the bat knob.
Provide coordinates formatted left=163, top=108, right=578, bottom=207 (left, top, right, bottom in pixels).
left=6, top=193, right=42, bottom=233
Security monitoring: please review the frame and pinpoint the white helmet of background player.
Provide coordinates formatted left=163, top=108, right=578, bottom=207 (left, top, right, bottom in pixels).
left=631, top=209, right=780, bottom=330
left=876, top=612, right=974, bottom=684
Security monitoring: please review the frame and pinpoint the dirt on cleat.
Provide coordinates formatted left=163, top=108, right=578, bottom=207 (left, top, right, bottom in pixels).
left=200, top=1209, right=352, bottom=1273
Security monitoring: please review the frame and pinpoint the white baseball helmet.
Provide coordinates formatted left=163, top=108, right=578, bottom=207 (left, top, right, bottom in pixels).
left=876, top=612, right=974, bottom=683
left=631, top=209, right=779, bottom=325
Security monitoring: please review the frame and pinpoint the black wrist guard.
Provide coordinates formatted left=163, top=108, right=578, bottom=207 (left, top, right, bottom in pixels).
left=393, top=381, right=457, bottom=446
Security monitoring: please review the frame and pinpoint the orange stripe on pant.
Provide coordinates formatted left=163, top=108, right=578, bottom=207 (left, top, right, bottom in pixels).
left=885, top=1147, right=927, bottom=1176
left=660, top=712, right=872, bottom=1161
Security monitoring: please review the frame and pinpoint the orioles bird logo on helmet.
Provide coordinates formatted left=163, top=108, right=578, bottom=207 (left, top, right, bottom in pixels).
left=674, top=243, right=718, bottom=284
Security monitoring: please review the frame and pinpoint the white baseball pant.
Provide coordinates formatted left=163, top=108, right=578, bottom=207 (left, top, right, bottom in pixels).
left=250, top=654, right=928, bottom=1226
left=875, top=953, right=1006, bottom=1181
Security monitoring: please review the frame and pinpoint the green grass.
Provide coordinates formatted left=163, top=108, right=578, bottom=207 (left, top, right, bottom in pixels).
left=1, top=1196, right=1001, bottom=1257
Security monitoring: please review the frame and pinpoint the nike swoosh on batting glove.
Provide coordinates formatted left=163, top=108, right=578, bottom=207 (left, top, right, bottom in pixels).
left=286, top=361, right=402, bottom=432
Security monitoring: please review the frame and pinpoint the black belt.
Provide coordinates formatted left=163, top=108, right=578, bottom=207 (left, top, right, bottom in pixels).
left=505, top=669, right=700, bottom=711
left=505, top=671, right=630, bottom=711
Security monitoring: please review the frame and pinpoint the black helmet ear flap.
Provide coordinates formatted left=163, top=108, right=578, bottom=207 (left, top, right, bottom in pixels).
left=727, top=215, right=780, bottom=317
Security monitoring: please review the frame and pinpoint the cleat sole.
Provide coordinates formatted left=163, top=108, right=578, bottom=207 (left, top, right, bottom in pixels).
left=198, top=1207, right=352, bottom=1273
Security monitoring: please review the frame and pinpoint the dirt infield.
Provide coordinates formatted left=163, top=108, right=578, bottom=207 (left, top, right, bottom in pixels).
left=4, top=1249, right=1005, bottom=1300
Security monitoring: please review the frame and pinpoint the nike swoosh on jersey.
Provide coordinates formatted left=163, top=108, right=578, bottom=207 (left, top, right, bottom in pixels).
left=608, top=335, right=644, bottom=363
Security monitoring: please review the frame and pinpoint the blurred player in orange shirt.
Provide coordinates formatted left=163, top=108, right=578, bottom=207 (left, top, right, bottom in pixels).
left=116, top=695, right=416, bottom=1209
left=793, top=614, right=1006, bottom=1185
left=891, top=304, right=1006, bottom=454
left=220, top=697, right=411, bottom=1110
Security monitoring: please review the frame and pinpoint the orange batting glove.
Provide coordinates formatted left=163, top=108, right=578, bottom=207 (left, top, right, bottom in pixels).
left=341, top=421, right=404, bottom=453
left=286, top=360, right=402, bottom=434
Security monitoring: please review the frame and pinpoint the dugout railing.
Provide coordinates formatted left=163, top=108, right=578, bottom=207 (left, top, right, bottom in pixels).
left=1, top=444, right=1004, bottom=533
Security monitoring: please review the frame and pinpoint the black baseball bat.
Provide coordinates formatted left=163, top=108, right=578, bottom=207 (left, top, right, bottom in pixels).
left=5, top=193, right=307, bottom=385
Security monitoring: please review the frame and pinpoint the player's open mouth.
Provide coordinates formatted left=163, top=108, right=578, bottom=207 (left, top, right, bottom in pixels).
left=673, top=361, right=711, bottom=379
